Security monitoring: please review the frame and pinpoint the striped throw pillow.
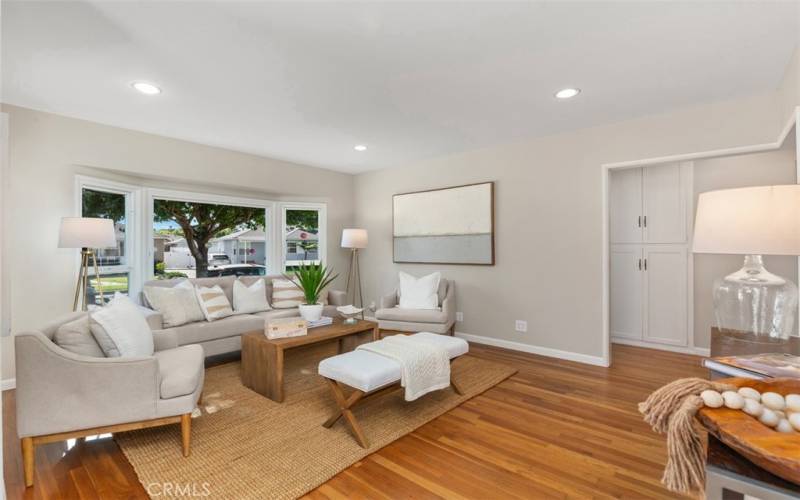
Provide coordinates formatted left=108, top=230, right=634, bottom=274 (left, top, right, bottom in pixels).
left=195, top=285, right=233, bottom=321
left=271, top=279, right=305, bottom=309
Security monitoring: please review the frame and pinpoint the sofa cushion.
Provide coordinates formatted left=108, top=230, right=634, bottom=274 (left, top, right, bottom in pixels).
left=155, top=344, right=204, bottom=399
left=374, top=307, right=447, bottom=324
left=54, top=315, right=105, bottom=357
left=168, top=314, right=265, bottom=345
left=233, top=278, right=271, bottom=314
left=144, top=279, right=204, bottom=328
left=192, top=276, right=236, bottom=304
left=195, top=284, right=234, bottom=321
left=271, top=279, right=304, bottom=309
left=398, top=271, right=440, bottom=310
left=90, top=294, right=154, bottom=358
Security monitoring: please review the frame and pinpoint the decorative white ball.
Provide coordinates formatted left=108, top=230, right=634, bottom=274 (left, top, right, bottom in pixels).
left=789, top=413, right=800, bottom=432
left=738, top=387, right=761, bottom=401
left=785, top=394, right=800, bottom=412
left=777, top=419, right=795, bottom=434
left=742, top=398, right=763, bottom=417
left=761, top=392, right=786, bottom=411
left=722, top=391, right=745, bottom=410
left=701, top=390, right=724, bottom=408
left=759, top=408, right=780, bottom=427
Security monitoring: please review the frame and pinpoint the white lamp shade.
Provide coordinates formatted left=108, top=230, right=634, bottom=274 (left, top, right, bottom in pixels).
left=58, top=217, right=117, bottom=249
left=341, top=228, right=368, bottom=249
left=693, top=185, right=800, bottom=256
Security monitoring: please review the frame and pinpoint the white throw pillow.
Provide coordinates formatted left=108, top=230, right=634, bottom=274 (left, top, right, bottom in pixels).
left=233, top=278, right=271, bottom=314
left=90, top=293, right=154, bottom=358
left=271, top=279, right=305, bottom=309
left=398, top=271, right=441, bottom=310
left=195, top=284, right=234, bottom=321
left=144, top=280, right=205, bottom=328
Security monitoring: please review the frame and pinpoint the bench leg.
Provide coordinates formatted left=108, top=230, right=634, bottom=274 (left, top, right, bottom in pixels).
left=21, top=437, right=34, bottom=487
left=451, top=378, right=465, bottom=395
left=324, top=378, right=369, bottom=448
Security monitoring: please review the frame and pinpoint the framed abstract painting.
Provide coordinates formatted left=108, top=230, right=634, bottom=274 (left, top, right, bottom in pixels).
left=393, top=182, right=495, bottom=265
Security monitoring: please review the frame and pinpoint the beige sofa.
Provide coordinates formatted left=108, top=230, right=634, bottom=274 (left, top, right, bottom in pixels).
left=142, top=275, right=346, bottom=357
left=374, top=279, right=456, bottom=335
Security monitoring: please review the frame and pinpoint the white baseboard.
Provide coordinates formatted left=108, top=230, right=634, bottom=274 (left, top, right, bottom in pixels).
left=1, top=378, right=15, bottom=391
left=455, top=332, right=609, bottom=367
left=611, top=337, right=710, bottom=357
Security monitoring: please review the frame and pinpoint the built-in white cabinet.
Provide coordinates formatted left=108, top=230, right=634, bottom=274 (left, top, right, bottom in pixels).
left=643, top=246, right=688, bottom=346
left=609, top=162, right=691, bottom=350
left=610, top=162, right=688, bottom=245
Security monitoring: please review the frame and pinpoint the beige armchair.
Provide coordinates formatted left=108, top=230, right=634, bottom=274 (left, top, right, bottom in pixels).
left=375, top=279, right=456, bottom=335
left=15, top=312, right=204, bottom=487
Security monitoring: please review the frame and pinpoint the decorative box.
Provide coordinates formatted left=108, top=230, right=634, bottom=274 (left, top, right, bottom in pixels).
left=265, top=317, right=308, bottom=339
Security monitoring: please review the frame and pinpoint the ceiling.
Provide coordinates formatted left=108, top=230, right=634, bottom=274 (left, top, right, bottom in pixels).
left=2, top=1, right=799, bottom=174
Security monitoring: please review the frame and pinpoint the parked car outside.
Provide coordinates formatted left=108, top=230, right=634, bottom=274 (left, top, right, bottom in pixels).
left=208, top=253, right=231, bottom=266
left=205, top=264, right=267, bottom=277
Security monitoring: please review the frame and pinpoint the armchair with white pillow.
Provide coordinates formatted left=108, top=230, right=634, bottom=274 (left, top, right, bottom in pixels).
left=14, top=294, right=204, bottom=488
left=375, top=271, right=456, bottom=336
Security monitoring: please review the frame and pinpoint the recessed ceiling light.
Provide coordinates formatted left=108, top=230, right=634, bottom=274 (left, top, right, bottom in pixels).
left=131, top=81, right=161, bottom=95
left=554, top=88, right=580, bottom=99
left=354, top=145, right=367, bottom=152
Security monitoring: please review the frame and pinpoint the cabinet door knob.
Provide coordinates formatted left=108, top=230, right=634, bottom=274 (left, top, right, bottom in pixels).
left=644, top=258, right=648, bottom=271
left=638, top=216, right=642, bottom=228
left=643, top=215, right=647, bottom=227
left=638, top=258, right=642, bottom=271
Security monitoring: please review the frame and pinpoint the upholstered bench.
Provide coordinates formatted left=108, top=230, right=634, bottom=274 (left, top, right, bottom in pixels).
left=318, top=332, right=469, bottom=447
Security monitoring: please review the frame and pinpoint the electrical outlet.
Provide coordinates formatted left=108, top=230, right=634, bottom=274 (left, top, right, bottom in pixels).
left=456, top=312, right=464, bottom=322
left=515, top=320, right=527, bottom=332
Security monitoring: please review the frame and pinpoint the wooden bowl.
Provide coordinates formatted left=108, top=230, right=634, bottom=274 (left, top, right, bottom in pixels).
left=697, top=378, right=800, bottom=485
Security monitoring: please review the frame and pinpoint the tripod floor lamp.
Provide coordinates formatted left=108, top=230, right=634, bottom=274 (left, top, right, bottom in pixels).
left=341, top=229, right=368, bottom=319
left=59, top=217, right=118, bottom=311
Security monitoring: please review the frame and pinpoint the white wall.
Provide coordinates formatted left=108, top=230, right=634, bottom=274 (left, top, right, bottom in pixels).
left=0, top=104, right=355, bottom=382
left=355, top=84, right=798, bottom=361
left=692, top=147, right=798, bottom=349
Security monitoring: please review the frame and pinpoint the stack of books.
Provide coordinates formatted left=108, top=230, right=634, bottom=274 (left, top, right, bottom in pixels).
left=703, top=353, right=800, bottom=379
left=307, top=316, right=333, bottom=329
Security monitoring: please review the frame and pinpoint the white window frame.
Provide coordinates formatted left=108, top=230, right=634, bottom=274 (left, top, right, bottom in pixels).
left=280, top=202, right=327, bottom=271
left=75, top=175, right=144, bottom=302
left=145, top=188, right=277, bottom=277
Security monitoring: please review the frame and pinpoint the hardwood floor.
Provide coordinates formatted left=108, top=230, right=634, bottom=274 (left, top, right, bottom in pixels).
left=3, top=343, right=705, bottom=499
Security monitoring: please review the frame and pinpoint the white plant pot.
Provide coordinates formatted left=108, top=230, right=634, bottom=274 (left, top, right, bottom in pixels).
left=298, top=303, right=324, bottom=322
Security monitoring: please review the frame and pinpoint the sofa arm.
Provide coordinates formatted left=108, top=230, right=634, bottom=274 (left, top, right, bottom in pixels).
left=15, top=332, right=159, bottom=438
left=442, top=282, right=456, bottom=324
left=380, top=290, right=398, bottom=309
left=152, top=329, right=179, bottom=351
left=327, top=289, right=347, bottom=307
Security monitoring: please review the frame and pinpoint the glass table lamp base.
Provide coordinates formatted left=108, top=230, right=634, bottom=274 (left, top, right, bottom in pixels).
left=713, top=255, right=798, bottom=344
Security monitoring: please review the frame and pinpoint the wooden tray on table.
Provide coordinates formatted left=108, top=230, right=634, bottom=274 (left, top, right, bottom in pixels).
left=697, top=377, right=800, bottom=486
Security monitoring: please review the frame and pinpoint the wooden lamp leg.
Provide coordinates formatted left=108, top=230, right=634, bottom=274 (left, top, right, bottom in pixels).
left=180, top=414, right=191, bottom=457
left=21, top=437, right=34, bottom=487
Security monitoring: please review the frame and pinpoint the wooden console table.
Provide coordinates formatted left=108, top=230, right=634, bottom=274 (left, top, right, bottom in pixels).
left=241, top=319, right=379, bottom=402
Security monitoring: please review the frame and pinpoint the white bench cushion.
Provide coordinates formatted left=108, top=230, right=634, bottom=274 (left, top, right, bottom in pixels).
left=318, top=332, right=468, bottom=393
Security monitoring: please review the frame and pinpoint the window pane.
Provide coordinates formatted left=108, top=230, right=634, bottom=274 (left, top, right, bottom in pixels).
left=81, top=188, right=126, bottom=267
left=285, top=209, right=320, bottom=269
left=88, top=272, right=129, bottom=305
left=154, top=199, right=267, bottom=278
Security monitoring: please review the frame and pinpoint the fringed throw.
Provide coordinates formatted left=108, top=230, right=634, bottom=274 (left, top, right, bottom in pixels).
left=639, top=378, right=736, bottom=494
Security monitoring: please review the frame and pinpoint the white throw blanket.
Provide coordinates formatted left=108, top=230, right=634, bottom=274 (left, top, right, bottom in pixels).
left=356, top=335, right=451, bottom=401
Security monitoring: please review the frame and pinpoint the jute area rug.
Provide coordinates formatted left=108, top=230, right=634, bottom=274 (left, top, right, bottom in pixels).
left=116, top=341, right=517, bottom=499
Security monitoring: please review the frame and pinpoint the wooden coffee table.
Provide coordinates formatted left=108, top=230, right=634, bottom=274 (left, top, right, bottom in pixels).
left=241, top=319, right=379, bottom=402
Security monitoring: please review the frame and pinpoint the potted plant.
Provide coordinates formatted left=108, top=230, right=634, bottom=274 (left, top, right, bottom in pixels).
left=284, top=262, right=338, bottom=322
